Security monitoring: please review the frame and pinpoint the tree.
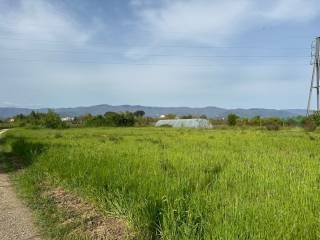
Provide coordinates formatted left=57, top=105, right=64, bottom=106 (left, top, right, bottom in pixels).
left=117, top=112, right=135, bottom=127
left=44, top=110, right=65, bottom=129
left=104, top=112, right=136, bottom=127
left=85, top=115, right=107, bottom=127
left=227, top=113, right=239, bottom=126
left=104, top=112, right=121, bottom=126
left=134, top=110, right=145, bottom=117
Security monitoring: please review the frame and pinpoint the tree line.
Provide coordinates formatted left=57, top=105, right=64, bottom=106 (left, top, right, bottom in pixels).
left=1, top=110, right=320, bottom=131
left=3, top=110, right=152, bottom=129
left=224, top=113, right=319, bottom=131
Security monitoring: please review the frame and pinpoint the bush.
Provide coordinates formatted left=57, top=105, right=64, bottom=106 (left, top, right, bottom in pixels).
left=308, top=112, right=320, bottom=126
left=227, top=113, right=239, bottom=126
left=249, top=116, right=262, bottom=126
left=286, top=116, right=304, bottom=127
left=85, top=115, right=107, bottom=127
left=135, top=117, right=155, bottom=127
left=265, top=122, right=280, bottom=131
left=117, top=112, right=135, bottom=127
left=133, top=110, right=145, bottom=117
left=303, top=119, right=317, bottom=132
left=236, top=118, right=249, bottom=126
left=44, top=110, right=66, bottom=129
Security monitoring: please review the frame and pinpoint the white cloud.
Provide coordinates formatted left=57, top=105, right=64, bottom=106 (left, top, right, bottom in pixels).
left=132, top=0, right=320, bottom=44
left=135, top=0, right=252, bottom=43
left=264, top=0, right=320, bottom=22
left=0, top=0, right=93, bottom=47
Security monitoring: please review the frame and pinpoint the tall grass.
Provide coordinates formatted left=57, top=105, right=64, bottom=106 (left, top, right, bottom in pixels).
left=5, top=127, right=320, bottom=239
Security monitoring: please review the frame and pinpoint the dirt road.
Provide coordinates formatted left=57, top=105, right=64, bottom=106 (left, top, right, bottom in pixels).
left=0, top=129, right=42, bottom=240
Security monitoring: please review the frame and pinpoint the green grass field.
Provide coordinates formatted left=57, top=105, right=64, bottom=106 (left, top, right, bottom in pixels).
left=3, top=127, right=320, bottom=239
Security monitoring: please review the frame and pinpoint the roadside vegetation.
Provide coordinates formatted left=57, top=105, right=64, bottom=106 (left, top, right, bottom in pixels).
left=1, top=109, right=318, bottom=131
left=2, top=110, right=320, bottom=239
left=2, top=126, right=320, bottom=239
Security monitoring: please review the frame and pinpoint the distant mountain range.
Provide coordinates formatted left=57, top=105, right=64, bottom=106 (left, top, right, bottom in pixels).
left=0, top=104, right=306, bottom=119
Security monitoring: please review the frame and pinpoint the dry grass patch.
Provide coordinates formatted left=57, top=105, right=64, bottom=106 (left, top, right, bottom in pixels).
left=45, top=187, right=135, bottom=240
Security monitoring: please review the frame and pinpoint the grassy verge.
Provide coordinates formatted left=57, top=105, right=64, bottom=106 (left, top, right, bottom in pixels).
left=1, top=130, right=133, bottom=240
left=2, top=127, right=320, bottom=239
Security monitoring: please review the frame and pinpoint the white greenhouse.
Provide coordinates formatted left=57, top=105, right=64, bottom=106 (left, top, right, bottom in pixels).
left=155, top=119, right=212, bottom=128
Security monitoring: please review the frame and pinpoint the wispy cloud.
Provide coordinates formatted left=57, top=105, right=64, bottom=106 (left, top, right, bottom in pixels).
left=0, top=0, right=94, bottom=47
left=131, top=0, right=320, bottom=44
left=133, top=0, right=251, bottom=43
left=263, top=0, right=320, bottom=22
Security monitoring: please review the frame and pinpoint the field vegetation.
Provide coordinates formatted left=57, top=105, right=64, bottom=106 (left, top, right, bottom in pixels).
left=2, top=127, right=320, bottom=239
left=1, top=109, right=316, bottom=131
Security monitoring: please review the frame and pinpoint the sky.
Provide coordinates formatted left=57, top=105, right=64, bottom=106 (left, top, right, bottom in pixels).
left=0, top=0, right=319, bottom=109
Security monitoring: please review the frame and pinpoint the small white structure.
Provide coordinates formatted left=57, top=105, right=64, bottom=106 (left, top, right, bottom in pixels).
left=9, top=118, right=15, bottom=123
left=155, top=119, right=212, bottom=128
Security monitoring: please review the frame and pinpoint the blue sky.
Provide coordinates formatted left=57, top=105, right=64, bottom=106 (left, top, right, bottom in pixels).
left=0, top=0, right=319, bottom=109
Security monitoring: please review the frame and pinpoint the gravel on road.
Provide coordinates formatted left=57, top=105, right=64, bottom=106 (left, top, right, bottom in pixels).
left=0, top=129, right=42, bottom=240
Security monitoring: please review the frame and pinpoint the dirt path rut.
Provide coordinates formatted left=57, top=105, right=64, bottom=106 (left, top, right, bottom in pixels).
left=0, top=129, right=42, bottom=240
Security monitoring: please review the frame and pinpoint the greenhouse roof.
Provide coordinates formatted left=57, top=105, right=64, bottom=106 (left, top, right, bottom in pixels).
left=155, top=119, right=212, bottom=128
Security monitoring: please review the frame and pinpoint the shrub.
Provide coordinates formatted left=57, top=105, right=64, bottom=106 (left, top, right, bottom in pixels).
left=133, top=110, right=145, bottom=117
left=227, top=113, right=239, bottom=126
left=85, top=115, right=107, bottom=127
left=236, top=118, right=249, bottom=126
left=117, top=112, right=135, bottom=127
left=135, top=117, right=155, bottom=127
left=44, top=110, right=66, bottom=129
left=249, top=116, right=262, bottom=126
left=303, top=119, right=317, bottom=132
left=265, top=122, right=280, bottom=131
left=308, top=112, right=320, bottom=126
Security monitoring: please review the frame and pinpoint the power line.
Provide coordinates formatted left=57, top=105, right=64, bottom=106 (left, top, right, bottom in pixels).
left=0, top=47, right=310, bottom=59
left=0, top=22, right=317, bottom=40
left=0, top=57, right=311, bottom=67
left=0, top=35, right=310, bottom=50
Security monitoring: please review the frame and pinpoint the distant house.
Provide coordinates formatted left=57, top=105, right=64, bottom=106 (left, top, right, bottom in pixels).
left=61, top=117, right=74, bottom=122
left=9, top=118, right=15, bottom=123
left=159, top=114, right=166, bottom=119
left=155, top=119, right=212, bottom=128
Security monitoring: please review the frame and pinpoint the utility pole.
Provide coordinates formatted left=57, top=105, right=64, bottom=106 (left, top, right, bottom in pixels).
left=307, top=37, right=320, bottom=116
